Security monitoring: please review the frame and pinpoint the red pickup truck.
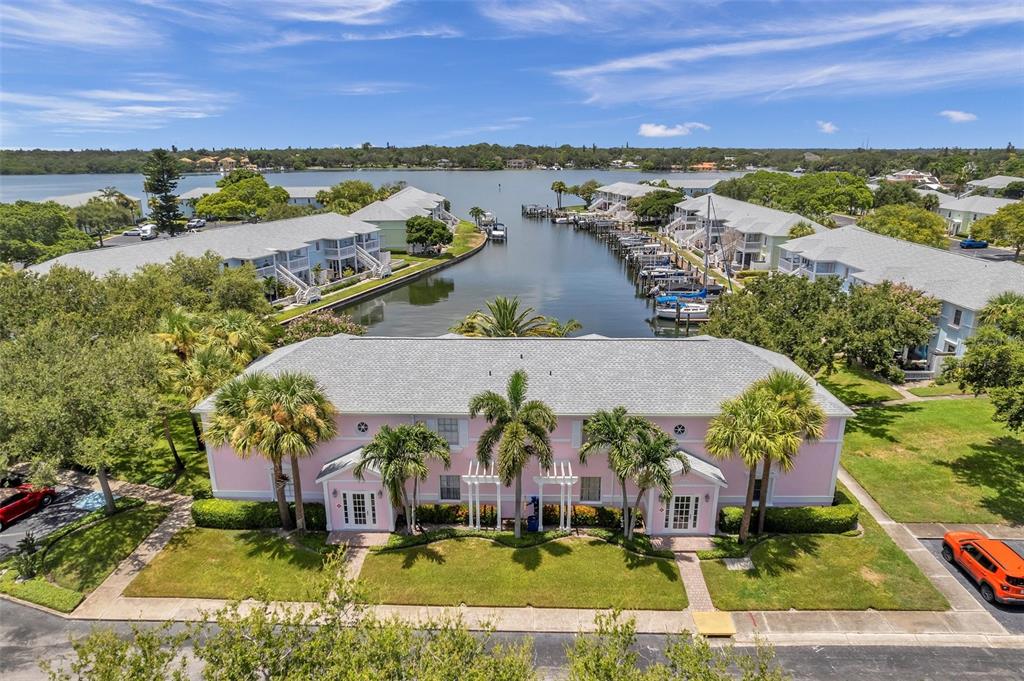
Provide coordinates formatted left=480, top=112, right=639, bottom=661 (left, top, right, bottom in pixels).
left=0, top=484, right=56, bottom=532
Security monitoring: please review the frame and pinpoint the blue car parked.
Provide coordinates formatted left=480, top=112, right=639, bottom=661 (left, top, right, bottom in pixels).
left=959, top=237, right=989, bottom=249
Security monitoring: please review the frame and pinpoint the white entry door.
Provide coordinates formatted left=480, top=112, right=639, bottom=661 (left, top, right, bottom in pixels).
left=665, top=495, right=700, bottom=532
left=341, top=491, right=378, bottom=528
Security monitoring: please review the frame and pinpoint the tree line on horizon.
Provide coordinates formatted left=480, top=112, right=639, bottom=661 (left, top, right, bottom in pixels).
left=2, top=143, right=1022, bottom=180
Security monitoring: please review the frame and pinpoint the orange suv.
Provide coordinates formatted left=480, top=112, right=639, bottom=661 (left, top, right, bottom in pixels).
left=942, top=532, right=1024, bottom=605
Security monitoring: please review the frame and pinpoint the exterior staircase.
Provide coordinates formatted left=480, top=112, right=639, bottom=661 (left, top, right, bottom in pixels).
left=274, top=264, right=321, bottom=304
left=355, top=245, right=391, bottom=278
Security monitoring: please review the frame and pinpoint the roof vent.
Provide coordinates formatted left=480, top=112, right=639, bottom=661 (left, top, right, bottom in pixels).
left=520, top=353, right=524, bottom=359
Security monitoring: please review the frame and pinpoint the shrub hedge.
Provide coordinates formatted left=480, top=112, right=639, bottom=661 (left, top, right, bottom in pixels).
left=415, top=503, right=630, bottom=529
left=718, top=489, right=859, bottom=534
left=191, top=499, right=327, bottom=531
left=735, top=270, right=770, bottom=279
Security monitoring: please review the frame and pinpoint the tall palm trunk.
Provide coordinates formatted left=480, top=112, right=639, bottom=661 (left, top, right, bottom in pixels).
left=756, top=456, right=773, bottom=535
left=739, top=466, right=757, bottom=544
left=620, top=477, right=630, bottom=537
left=412, top=478, right=419, bottom=534
left=290, top=455, right=305, bottom=532
left=273, top=458, right=295, bottom=531
left=514, top=473, right=523, bottom=538
left=630, top=489, right=647, bottom=540
left=402, top=484, right=413, bottom=536
left=189, top=413, right=206, bottom=451
left=96, top=466, right=117, bottom=516
left=163, top=415, right=185, bottom=471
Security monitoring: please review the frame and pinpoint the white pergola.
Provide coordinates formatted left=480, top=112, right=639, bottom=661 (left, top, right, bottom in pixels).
left=534, top=460, right=579, bottom=531
left=464, top=460, right=501, bottom=530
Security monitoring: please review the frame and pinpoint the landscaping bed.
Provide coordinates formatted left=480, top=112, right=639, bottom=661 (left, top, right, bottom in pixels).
left=0, top=499, right=169, bottom=613
left=700, top=511, right=947, bottom=611
left=124, top=528, right=335, bottom=601
left=359, top=536, right=687, bottom=610
left=842, top=398, right=1024, bottom=524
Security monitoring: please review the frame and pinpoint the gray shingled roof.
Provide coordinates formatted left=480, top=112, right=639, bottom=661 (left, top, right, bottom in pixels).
left=674, top=194, right=825, bottom=237
left=350, top=186, right=444, bottom=222
left=968, top=175, right=1024, bottom=190
left=44, top=190, right=141, bottom=207
left=315, top=447, right=369, bottom=482
left=671, top=453, right=726, bottom=485
left=938, top=194, right=1018, bottom=214
left=29, top=213, right=379, bottom=276
left=781, top=226, right=1024, bottom=310
left=195, top=335, right=853, bottom=417
left=178, top=187, right=217, bottom=201
left=595, top=182, right=665, bottom=199
left=664, top=178, right=721, bottom=191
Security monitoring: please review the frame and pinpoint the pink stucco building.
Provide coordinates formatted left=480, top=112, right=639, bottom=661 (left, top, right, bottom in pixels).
left=196, top=335, right=853, bottom=536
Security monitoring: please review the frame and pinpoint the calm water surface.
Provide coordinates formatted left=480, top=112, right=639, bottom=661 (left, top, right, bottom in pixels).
left=0, top=170, right=744, bottom=337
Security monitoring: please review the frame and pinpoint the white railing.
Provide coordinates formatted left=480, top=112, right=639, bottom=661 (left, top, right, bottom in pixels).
left=287, top=256, right=309, bottom=271
left=355, top=244, right=390, bottom=278
left=255, top=264, right=276, bottom=278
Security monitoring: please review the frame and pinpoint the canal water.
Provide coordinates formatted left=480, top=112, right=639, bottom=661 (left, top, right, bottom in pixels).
left=0, top=170, right=743, bottom=337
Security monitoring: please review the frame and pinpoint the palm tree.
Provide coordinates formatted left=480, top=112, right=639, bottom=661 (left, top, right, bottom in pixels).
left=705, top=387, right=794, bottom=543
left=355, top=423, right=451, bottom=535
left=469, top=370, right=557, bottom=538
left=578, top=407, right=653, bottom=536
left=155, top=308, right=205, bottom=361
left=544, top=318, right=582, bottom=337
left=979, top=291, right=1024, bottom=327
left=551, top=181, right=567, bottom=209
left=260, top=372, right=338, bottom=531
left=628, top=427, right=688, bottom=540
left=753, top=371, right=826, bottom=534
left=469, top=206, right=486, bottom=226
left=170, top=342, right=240, bottom=450
left=207, top=310, right=273, bottom=367
left=205, top=373, right=294, bottom=529
left=458, top=297, right=551, bottom=337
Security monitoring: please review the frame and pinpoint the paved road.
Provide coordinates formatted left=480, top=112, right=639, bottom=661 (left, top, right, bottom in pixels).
left=99, top=220, right=240, bottom=248
left=3, top=600, right=1023, bottom=680
left=946, top=240, right=1019, bottom=263
left=0, top=487, right=90, bottom=558
left=921, top=538, right=1024, bottom=634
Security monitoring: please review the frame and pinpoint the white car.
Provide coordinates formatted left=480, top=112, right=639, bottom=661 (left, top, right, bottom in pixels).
left=122, top=227, right=142, bottom=236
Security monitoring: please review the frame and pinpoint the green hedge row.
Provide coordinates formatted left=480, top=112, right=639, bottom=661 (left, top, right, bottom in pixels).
left=718, top=490, right=859, bottom=534
left=415, top=503, right=631, bottom=529
left=191, top=498, right=327, bottom=531
left=734, top=269, right=770, bottom=279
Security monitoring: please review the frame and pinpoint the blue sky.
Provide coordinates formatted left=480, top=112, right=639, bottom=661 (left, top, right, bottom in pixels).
left=1, top=0, right=1022, bottom=150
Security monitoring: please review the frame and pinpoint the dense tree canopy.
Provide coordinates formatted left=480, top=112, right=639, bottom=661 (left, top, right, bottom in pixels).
left=72, top=197, right=136, bottom=244
left=0, top=200, right=94, bottom=264
left=845, top=282, right=942, bottom=381
left=405, top=215, right=453, bottom=251
left=715, top=171, right=874, bottom=221
left=872, top=180, right=940, bottom=209
left=628, top=189, right=684, bottom=220
left=315, top=180, right=403, bottom=214
left=194, top=176, right=289, bottom=221
left=787, top=221, right=816, bottom=239
left=970, top=202, right=1024, bottom=259
left=857, top=204, right=948, bottom=247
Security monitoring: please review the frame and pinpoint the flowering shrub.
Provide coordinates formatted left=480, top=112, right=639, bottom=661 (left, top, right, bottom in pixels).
left=278, top=311, right=367, bottom=346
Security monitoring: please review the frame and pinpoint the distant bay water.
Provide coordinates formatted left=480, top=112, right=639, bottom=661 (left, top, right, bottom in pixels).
left=1, top=169, right=743, bottom=337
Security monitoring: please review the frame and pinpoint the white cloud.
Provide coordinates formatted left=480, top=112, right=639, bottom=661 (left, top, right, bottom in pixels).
left=1, top=0, right=157, bottom=49
left=478, top=1, right=589, bottom=31
left=264, top=0, right=401, bottom=25
left=816, top=120, right=839, bottom=134
left=939, top=109, right=978, bottom=123
left=334, top=81, right=412, bottom=95
left=434, top=116, right=533, bottom=140
left=638, top=122, right=710, bottom=137
left=339, top=26, right=461, bottom=41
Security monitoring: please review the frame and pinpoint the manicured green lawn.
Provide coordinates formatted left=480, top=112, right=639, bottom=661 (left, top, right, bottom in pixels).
left=842, top=399, right=1024, bottom=524
left=906, top=383, right=971, bottom=398
left=359, top=536, right=687, bottom=610
left=700, top=512, right=947, bottom=611
left=817, top=365, right=901, bottom=405
left=0, top=501, right=168, bottom=613
left=109, top=410, right=210, bottom=496
left=125, top=528, right=333, bottom=601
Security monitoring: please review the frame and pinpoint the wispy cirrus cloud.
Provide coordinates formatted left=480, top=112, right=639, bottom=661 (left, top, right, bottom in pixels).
left=638, top=122, right=710, bottom=137
left=816, top=120, right=839, bottom=134
left=264, top=0, right=402, bottom=25
left=334, top=81, right=413, bottom=95
left=433, top=116, right=533, bottom=140
left=939, top=109, right=978, bottom=123
left=1, top=0, right=158, bottom=49
left=339, top=26, right=461, bottom=41
left=478, top=0, right=679, bottom=34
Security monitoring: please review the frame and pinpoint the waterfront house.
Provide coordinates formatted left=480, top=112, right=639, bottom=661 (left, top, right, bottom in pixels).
left=937, top=195, right=1018, bottom=235
left=351, top=186, right=458, bottom=250
left=504, top=158, right=533, bottom=169
left=689, top=162, right=718, bottom=172
left=30, top=212, right=389, bottom=294
left=666, top=193, right=825, bottom=270
left=779, top=226, right=1024, bottom=377
left=663, top=178, right=721, bottom=197
left=44, top=189, right=142, bottom=211
left=178, top=185, right=331, bottom=217
left=589, top=182, right=664, bottom=217
left=883, top=169, right=940, bottom=185
left=196, top=335, right=852, bottom=535
left=966, top=175, right=1024, bottom=197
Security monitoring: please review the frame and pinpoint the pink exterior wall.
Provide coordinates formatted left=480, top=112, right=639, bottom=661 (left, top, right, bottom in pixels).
left=204, top=412, right=847, bottom=535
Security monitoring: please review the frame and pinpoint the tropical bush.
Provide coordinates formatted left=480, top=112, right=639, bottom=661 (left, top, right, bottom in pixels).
left=277, top=311, right=367, bottom=346
left=415, top=503, right=626, bottom=529
left=191, top=498, right=326, bottom=531
left=718, top=489, right=859, bottom=534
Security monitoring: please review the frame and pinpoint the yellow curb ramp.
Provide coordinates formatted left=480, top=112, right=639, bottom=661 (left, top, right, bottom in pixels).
left=692, top=611, right=736, bottom=637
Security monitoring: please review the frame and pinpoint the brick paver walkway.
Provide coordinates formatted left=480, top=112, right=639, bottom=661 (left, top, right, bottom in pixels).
left=675, top=553, right=715, bottom=611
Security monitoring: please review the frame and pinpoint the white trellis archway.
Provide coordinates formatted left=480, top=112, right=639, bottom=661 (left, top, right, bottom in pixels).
left=464, top=460, right=501, bottom=530
left=534, top=460, right=578, bottom=531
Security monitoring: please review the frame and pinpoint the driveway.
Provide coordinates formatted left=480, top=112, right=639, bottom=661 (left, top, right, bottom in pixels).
left=921, top=538, right=1024, bottom=634
left=0, top=486, right=91, bottom=558
left=946, top=240, right=1020, bottom=263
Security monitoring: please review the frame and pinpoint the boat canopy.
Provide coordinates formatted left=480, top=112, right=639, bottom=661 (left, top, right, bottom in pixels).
left=656, top=289, right=707, bottom=304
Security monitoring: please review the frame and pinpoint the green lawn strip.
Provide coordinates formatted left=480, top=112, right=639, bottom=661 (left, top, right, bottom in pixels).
left=44, top=503, right=170, bottom=593
left=842, top=398, right=1024, bottom=524
left=906, top=383, right=972, bottom=398
left=124, top=528, right=333, bottom=601
left=700, top=511, right=947, bottom=611
left=108, top=410, right=209, bottom=496
left=276, top=225, right=484, bottom=323
left=816, top=364, right=901, bottom=405
left=0, top=571, right=83, bottom=613
left=360, top=536, right=687, bottom=610
left=374, top=528, right=569, bottom=552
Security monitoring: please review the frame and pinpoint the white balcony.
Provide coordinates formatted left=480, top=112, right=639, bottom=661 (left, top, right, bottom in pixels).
left=287, top=256, right=309, bottom=271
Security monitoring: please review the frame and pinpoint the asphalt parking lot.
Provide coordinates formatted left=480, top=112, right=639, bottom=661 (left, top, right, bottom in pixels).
left=0, top=486, right=91, bottom=558
left=921, top=538, right=1024, bottom=634
left=946, top=240, right=1019, bottom=262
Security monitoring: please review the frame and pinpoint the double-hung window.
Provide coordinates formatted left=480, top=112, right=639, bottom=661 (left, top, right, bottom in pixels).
left=440, top=475, right=461, bottom=501
left=435, top=418, right=460, bottom=447
left=580, top=477, right=601, bottom=502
